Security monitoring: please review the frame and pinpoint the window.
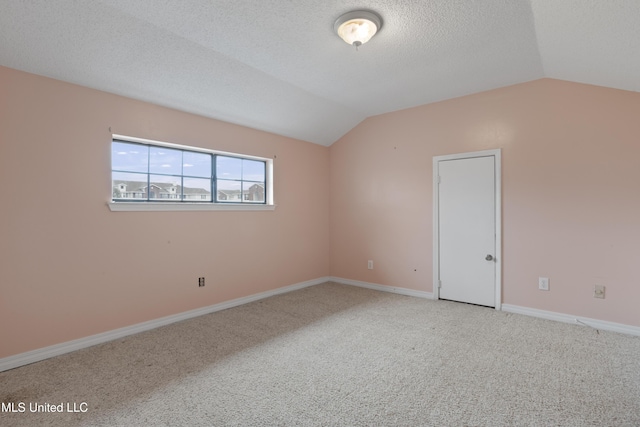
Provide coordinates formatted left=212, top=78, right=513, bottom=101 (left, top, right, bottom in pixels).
left=110, top=135, right=272, bottom=211
left=215, top=156, right=266, bottom=203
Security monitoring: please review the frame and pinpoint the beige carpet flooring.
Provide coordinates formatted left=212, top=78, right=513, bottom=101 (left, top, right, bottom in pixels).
left=1, top=282, right=639, bottom=426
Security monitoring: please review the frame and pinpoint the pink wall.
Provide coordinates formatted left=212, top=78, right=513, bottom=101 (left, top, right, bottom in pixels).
left=330, top=78, right=640, bottom=327
left=0, top=66, right=330, bottom=358
left=2, top=68, right=639, bottom=360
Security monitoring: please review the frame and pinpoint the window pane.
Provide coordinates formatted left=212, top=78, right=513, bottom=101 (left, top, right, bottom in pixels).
left=216, top=156, right=242, bottom=180
left=243, top=182, right=265, bottom=203
left=112, top=171, right=148, bottom=200
left=183, top=178, right=212, bottom=201
left=149, top=174, right=181, bottom=200
left=112, top=138, right=270, bottom=206
left=242, top=159, right=265, bottom=182
left=150, top=146, right=182, bottom=175
left=216, top=179, right=241, bottom=202
left=112, top=142, right=148, bottom=173
left=183, top=151, right=211, bottom=178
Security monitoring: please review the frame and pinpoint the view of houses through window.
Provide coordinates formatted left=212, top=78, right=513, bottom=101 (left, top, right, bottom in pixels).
left=112, top=139, right=267, bottom=203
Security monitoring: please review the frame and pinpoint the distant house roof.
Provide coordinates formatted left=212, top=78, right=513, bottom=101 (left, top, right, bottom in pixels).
left=113, top=180, right=210, bottom=195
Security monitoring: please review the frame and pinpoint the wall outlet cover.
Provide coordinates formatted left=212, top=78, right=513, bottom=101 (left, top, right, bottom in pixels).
left=538, top=277, right=550, bottom=291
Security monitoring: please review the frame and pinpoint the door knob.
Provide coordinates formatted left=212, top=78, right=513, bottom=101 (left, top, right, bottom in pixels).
left=485, top=254, right=494, bottom=261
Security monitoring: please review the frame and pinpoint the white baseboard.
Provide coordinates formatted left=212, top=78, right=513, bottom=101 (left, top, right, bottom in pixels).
left=330, top=276, right=434, bottom=300
left=330, top=278, right=640, bottom=337
left=0, top=277, right=329, bottom=373
left=6, top=279, right=636, bottom=373
left=501, top=304, right=640, bottom=337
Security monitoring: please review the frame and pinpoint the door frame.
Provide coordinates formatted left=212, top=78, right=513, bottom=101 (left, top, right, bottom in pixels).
left=432, top=149, right=502, bottom=310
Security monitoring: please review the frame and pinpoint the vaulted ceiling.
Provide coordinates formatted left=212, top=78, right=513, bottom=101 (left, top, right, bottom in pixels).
left=1, top=1, right=639, bottom=146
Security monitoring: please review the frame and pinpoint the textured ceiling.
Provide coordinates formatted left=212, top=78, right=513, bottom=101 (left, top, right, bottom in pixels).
left=1, top=0, right=638, bottom=146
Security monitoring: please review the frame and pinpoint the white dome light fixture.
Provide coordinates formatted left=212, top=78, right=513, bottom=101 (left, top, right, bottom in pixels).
left=334, top=10, right=382, bottom=50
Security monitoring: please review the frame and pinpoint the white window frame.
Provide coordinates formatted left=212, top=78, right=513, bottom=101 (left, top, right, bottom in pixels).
left=108, top=134, right=275, bottom=212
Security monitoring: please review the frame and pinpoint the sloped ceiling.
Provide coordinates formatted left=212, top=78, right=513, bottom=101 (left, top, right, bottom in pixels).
left=1, top=0, right=638, bottom=146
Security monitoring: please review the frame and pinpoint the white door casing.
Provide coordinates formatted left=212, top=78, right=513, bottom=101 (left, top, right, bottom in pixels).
left=433, top=149, right=502, bottom=309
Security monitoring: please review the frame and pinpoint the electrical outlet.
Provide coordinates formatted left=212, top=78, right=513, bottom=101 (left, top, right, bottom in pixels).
left=594, top=285, right=605, bottom=299
left=367, top=260, right=373, bottom=270
left=198, top=277, right=205, bottom=287
left=538, top=277, right=549, bottom=291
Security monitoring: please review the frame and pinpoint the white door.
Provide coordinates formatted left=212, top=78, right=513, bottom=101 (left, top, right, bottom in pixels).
left=437, top=155, right=496, bottom=307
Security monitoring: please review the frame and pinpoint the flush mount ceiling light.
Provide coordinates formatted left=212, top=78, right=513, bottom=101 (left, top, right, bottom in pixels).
left=334, top=10, right=382, bottom=49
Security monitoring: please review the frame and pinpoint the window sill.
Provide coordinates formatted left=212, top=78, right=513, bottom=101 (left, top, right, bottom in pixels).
left=108, top=202, right=276, bottom=212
